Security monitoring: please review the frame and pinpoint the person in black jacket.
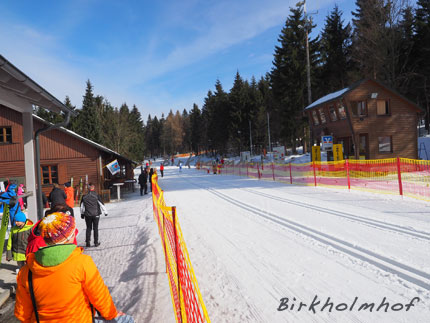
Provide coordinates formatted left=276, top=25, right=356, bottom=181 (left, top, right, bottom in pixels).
left=48, top=183, right=66, bottom=208
left=138, top=167, right=148, bottom=195
left=149, top=168, right=154, bottom=192
left=80, top=184, right=107, bottom=247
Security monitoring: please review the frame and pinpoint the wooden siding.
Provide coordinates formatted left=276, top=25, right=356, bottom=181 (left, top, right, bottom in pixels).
left=0, top=105, right=24, bottom=161
left=309, top=80, right=419, bottom=159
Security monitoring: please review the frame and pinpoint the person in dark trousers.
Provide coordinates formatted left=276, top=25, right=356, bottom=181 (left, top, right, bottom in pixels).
left=138, top=167, right=148, bottom=195
left=48, top=183, right=67, bottom=208
left=149, top=168, right=154, bottom=192
left=80, top=184, right=107, bottom=247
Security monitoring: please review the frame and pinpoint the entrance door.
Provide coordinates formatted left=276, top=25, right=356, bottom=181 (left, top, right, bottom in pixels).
left=359, top=134, right=369, bottom=159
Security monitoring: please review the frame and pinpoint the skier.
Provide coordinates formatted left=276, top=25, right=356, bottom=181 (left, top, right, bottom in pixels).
left=15, top=212, right=133, bottom=323
left=160, top=163, right=164, bottom=177
left=80, top=184, right=107, bottom=248
left=179, top=162, right=182, bottom=172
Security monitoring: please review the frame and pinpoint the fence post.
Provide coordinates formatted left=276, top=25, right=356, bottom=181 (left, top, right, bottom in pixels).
left=313, top=161, right=317, bottom=187
left=272, top=162, right=275, bottom=181
left=289, top=163, right=292, bottom=184
left=397, top=157, right=403, bottom=196
left=162, top=210, right=168, bottom=274
left=346, top=159, right=350, bottom=190
left=172, top=207, right=183, bottom=323
left=257, top=163, right=261, bottom=179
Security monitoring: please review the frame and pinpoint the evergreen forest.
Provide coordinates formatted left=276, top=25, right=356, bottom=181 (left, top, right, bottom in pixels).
left=35, top=0, right=430, bottom=161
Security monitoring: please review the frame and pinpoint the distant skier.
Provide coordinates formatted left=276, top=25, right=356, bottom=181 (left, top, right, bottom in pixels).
left=179, top=162, right=182, bottom=172
left=160, top=164, right=164, bottom=177
left=149, top=168, right=154, bottom=192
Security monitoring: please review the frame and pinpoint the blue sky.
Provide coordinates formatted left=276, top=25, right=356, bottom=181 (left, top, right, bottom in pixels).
left=0, top=0, right=357, bottom=121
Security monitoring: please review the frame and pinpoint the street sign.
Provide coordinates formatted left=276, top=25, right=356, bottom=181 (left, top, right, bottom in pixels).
left=321, top=135, right=333, bottom=151
left=312, top=146, right=321, bottom=162
left=333, top=144, right=343, bottom=161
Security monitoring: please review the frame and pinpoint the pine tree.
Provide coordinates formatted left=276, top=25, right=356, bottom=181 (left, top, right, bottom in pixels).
left=270, top=3, right=317, bottom=151
left=189, top=103, right=202, bottom=154
left=319, top=5, right=353, bottom=94
left=75, top=80, right=102, bottom=143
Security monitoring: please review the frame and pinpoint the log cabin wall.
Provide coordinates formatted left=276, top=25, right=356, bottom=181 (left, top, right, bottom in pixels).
left=308, top=80, right=419, bottom=160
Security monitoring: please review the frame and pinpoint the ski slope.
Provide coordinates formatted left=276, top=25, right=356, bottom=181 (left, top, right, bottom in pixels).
left=77, top=165, right=430, bottom=323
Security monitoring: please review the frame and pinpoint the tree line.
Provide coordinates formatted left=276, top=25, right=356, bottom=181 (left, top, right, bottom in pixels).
left=35, top=0, right=429, bottom=160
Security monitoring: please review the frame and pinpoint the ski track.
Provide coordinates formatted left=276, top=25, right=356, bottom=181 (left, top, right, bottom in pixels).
left=182, top=176, right=430, bottom=291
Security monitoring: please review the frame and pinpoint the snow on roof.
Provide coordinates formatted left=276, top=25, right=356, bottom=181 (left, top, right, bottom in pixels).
left=304, top=86, right=350, bottom=110
left=33, top=114, right=136, bottom=163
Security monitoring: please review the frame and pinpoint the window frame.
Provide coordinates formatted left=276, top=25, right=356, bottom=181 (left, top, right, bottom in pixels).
left=351, top=101, right=367, bottom=117
left=41, top=165, right=59, bottom=185
left=337, top=106, right=347, bottom=119
left=376, top=99, right=390, bottom=116
left=0, top=126, right=12, bottom=144
left=319, top=108, right=327, bottom=124
left=328, top=105, right=338, bottom=122
left=378, top=136, right=393, bottom=153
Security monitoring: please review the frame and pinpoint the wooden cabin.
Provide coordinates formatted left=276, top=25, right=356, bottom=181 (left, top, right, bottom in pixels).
left=0, top=105, right=136, bottom=202
left=305, top=79, right=421, bottom=160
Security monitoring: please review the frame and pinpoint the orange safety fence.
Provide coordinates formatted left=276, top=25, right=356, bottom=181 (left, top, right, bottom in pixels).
left=198, top=157, right=430, bottom=202
left=151, top=172, right=211, bottom=323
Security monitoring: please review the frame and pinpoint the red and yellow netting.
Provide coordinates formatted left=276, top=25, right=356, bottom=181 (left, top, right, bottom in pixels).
left=202, top=157, right=430, bottom=202
left=152, top=173, right=211, bottom=323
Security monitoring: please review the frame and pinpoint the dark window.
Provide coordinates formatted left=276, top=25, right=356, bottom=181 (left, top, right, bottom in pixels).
left=351, top=101, right=367, bottom=117
left=0, top=127, right=12, bottom=143
left=377, top=100, right=390, bottom=115
left=378, top=136, right=392, bottom=153
left=338, top=106, right=347, bottom=119
left=41, top=165, right=58, bottom=185
left=312, top=110, right=319, bottom=125
left=319, top=108, right=327, bottom=124
left=329, top=106, right=338, bottom=121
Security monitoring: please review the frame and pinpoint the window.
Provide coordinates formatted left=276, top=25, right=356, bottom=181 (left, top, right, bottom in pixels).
left=312, top=110, right=319, bottom=125
left=41, top=165, right=58, bottom=185
left=377, top=100, right=390, bottom=115
left=319, top=108, right=327, bottom=124
left=329, top=106, right=338, bottom=121
left=351, top=101, right=367, bottom=117
left=338, top=106, right=347, bottom=119
left=0, top=127, right=12, bottom=143
left=378, top=136, right=392, bottom=153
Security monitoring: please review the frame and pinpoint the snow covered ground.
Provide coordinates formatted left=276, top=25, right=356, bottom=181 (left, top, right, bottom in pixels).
left=76, top=164, right=429, bottom=323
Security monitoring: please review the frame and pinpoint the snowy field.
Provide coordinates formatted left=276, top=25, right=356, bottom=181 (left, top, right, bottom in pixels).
left=76, top=164, right=429, bottom=323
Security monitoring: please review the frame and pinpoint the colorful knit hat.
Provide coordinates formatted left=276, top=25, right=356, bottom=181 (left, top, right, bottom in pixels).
left=39, top=212, right=76, bottom=245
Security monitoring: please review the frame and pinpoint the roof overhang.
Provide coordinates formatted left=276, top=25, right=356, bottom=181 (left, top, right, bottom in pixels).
left=0, top=54, right=75, bottom=115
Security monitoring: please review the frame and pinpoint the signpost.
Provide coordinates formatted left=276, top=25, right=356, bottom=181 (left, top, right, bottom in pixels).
left=321, top=135, right=333, bottom=151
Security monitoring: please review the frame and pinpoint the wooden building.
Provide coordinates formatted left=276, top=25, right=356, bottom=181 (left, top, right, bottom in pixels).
left=0, top=105, right=136, bottom=200
left=305, top=79, right=421, bottom=160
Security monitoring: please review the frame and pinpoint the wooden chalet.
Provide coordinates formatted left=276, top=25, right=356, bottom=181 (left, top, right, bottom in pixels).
left=305, top=79, right=421, bottom=160
left=0, top=106, right=136, bottom=203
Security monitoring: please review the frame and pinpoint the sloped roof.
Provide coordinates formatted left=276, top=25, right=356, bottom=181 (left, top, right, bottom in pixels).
left=33, top=114, right=137, bottom=164
left=0, top=55, right=75, bottom=114
left=304, top=79, right=421, bottom=112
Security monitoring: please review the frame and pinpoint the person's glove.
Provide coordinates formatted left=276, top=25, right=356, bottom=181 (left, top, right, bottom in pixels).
left=81, top=214, right=85, bottom=219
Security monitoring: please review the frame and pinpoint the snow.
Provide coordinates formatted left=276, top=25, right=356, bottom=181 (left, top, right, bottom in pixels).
left=304, top=87, right=350, bottom=110
left=75, top=163, right=429, bottom=323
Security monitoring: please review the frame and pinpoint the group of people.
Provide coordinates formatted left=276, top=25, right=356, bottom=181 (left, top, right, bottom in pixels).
left=3, top=181, right=133, bottom=322
left=138, top=165, right=154, bottom=195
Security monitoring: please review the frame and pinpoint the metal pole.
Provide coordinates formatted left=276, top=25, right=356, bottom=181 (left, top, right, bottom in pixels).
left=304, top=0, right=312, bottom=105
left=267, top=112, right=272, bottom=152
left=249, top=120, right=253, bottom=156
